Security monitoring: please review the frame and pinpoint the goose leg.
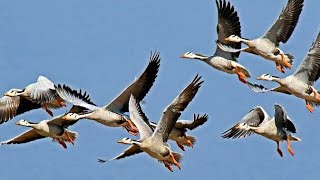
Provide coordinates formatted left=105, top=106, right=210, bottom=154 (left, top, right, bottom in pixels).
left=123, top=126, right=138, bottom=136
left=280, top=53, right=292, bottom=69
left=235, top=66, right=247, bottom=84
left=275, top=62, right=285, bottom=73
left=64, top=133, right=74, bottom=145
left=163, top=161, right=173, bottom=172
left=184, top=134, right=193, bottom=148
left=287, top=139, right=295, bottom=156
left=308, top=85, right=320, bottom=101
left=169, top=153, right=181, bottom=170
left=42, top=103, right=53, bottom=117
left=276, top=141, right=283, bottom=157
left=305, top=100, right=314, bottom=113
left=59, top=100, right=66, bottom=107
left=176, top=142, right=185, bottom=151
left=56, top=138, right=67, bottom=149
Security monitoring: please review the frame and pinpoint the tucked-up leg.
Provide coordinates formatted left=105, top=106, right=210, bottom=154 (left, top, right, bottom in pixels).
left=275, top=62, right=285, bottom=73
left=64, top=133, right=74, bottom=145
left=276, top=141, right=283, bottom=157
left=305, top=100, right=314, bottom=113
left=287, top=139, right=295, bottom=156
left=235, top=66, right=247, bottom=84
left=184, top=134, right=193, bottom=148
left=169, top=153, right=181, bottom=170
left=176, top=142, right=185, bottom=151
left=42, top=103, right=53, bottom=116
left=56, top=138, right=67, bottom=149
left=280, top=53, right=292, bottom=69
left=163, top=161, right=173, bottom=172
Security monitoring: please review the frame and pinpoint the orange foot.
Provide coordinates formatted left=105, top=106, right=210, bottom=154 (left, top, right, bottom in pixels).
left=275, top=62, right=285, bottom=73
left=56, top=138, right=67, bottom=149
left=176, top=142, right=185, bottom=151
left=59, top=101, right=66, bottom=107
left=305, top=101, right=314, bottom=113
left=276, top=142, right=283, bottom=157
left=64, top=133, right=74, bottom=145
left=163, top=161, right=173, bottom=172
left=287, top=139, right=295, bottom=156
left=184, top=134, right=194, bottom=148
left=280, top=53, right=292, bottom=69
left=169, top=153, right=181, bottom=170
left=124, top=126, right=138, bottom=136
left=42, top=103, right=53, bottom=116
left=235, top=66, right=247, bottom=84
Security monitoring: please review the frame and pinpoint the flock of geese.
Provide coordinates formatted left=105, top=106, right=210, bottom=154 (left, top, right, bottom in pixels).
left=1, top=0, right=319, bottom=172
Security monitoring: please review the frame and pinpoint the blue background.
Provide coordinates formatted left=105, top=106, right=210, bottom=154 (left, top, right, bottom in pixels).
left=0, top=0, right=319, bottom=179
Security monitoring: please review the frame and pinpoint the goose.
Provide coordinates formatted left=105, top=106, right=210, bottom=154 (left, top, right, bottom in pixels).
left=1, top=88, right=95, bottom=148
left=180, top=0, right=251, bottom=84
left=218, top=0, right=304, bottom=73
left=248, top=32, right=320, bottom=113
left=222, top=104, right=301, bottom=157
left=0, top=75, right=66, bottom=124
left=98, top=75, right=203, bottom=172
left=56, top=52, right=160, bottom=135
left=150, top=114, right=208, bottom=151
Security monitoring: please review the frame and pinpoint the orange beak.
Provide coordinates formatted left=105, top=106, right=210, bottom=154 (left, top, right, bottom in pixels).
left=180, top=54, right=186, bottom=58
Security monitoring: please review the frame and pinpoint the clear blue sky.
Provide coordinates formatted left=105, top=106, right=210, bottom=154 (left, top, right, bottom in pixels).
left=1, top=0, right=319, bottom=179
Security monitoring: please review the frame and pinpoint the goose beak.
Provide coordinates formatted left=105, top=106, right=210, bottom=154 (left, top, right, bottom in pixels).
left=180, top=54, right=186, bottom=58
left=118, top=140, right=124, bottom=144
left=257, top=76, right=263, bottom=80
left=15, top=122, right=20, bottom=125
left=225, top=37, right=231, bottom=41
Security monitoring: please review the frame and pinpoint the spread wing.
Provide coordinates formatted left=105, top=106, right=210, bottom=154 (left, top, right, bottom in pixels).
left=263, top=0, right=304, bottom=45
left=1, top=129, right=45, bottom=144
left=0, top=96, right=41, bottom=124
left=98, top=145, right=142, bottom=163
left=215, top=0, right=241, bottom=60
left=152, top=75, right=203, bottom=143
left=222, top=106, right=267, bottom=139
left=293, top=32, right=320, bottom=85
left=104, top=52, right=160, bottom=112
left=175, top=114, right=208, bottom=130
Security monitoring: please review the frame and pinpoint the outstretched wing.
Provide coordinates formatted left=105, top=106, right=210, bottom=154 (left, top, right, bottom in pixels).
left=104, top=52, right=160, bottom=112
left=175, top=114, right=208, bottom=130
left=222, top=106, right=267, bottom=139
left=263, top=0, right=304, bottom=46
left=0, top=96, right=41, bottom=124
left=29, top=76, right=57, bottom=103
left=247, top=82, right=292, bottom=95
left=152, top=75, right=203, bottom=143
left=98, top=145, right=142, bottom=163
left=1, top=129, right=45, bottom=145
left=293, top=32, right=320, bottom=85
left=215, top=0, right=241, bottom=60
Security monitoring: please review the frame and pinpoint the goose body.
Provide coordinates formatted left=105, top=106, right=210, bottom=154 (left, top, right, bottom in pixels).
left=222, top=104, right=301, bottom=157
left=1, top=87, right=94, bottom=148
left=0, top=76, right=66, bottom=124
left=220, top=0, right=304, bottom=73
left=150, top=114, right=208, bottom=151
left=56, top=52, right=160, bottom=135
left=248, top=32, right=320, bottom=112
left=99, top=75, right=203, bottom=172
left=180, top=0, right=251, bottom=84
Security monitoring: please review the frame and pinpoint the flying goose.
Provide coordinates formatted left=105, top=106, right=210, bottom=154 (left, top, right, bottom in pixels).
left=98, top=75, right=203, bottom=172
left=180, top=0, right=251, bottom=84
left=248, top=32, right=320, bottom=113
left=0, top=76, right=66, bottom=124
left=218, top=0, right=304, bottom=73
left=222, top=104, right=301, bottom=157
left=56, top=52, right=160, bottom=135
left=0, top=88, right=95, bottom=148
left=150, top=114, right=208, bottom=151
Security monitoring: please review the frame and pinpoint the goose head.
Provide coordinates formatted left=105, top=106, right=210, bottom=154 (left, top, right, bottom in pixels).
left=61, top=113, right=82, bottom=121
left=180, top=52, right=208, bottom=60
left=118, top=137, right=138, bottom=145
left=4, top=89, right=24, bottom=97
left=15, top=119, right=35, bottom=127
left=225, top=35, right=242, bottom=42
left=257, top=74, right=280, bottom=81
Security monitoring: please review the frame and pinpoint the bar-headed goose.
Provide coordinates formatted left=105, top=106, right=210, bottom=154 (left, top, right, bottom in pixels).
left=56, top=52, right=160, bottom=135
left=0, top=76, right=66, bottom=124
left=219, top=0, right=304, bottom=73
left=248, top=32, right=320, bottom=113
left=1, top=88, right=94, bottom=148
left=98, top=75, right=203, bottom=172
left=180, top=0, right=251, bottom=84
left=150, top=114, right=208, bottom=151
left=222, top=104, right=301, bottom=157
